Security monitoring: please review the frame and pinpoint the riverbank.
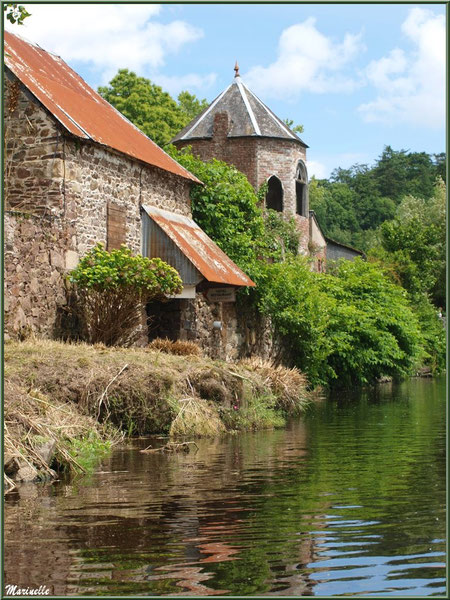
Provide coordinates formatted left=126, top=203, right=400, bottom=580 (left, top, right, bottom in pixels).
left=4, top=339, right=312, bottom=490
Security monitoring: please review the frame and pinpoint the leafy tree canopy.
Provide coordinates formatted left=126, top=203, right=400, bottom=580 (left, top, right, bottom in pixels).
left=98, top=69, right=208, bottom=147
left=283, top=118, right=304, bottom=135
left=310, top=146, right=445, bottom=251
left=256, top=257, right=424, bottom=387
left=371, top=178, right=446, bottom=306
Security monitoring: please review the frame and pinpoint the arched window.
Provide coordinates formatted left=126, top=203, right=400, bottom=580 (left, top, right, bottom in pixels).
left=296, top=161, right=308, bottom=216
left=266, top=175, right=283, bottom=212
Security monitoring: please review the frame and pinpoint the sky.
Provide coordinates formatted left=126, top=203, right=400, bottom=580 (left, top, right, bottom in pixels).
left=5, top=1, right=446, bottom=179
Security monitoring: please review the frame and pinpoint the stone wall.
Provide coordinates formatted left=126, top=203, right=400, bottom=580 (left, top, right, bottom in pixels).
left=4, top=75, right=269, bottom=362
left=4, top=76, right=65, bottom=215
left=176, top=133, right=259, bottom=189
left=175, top=124, right=310, bottom=253
left=4, top=75, right=193, bottom=341
left=181, top=295, right=277, bottom=362
left=309, top=215, right=327, bottom=271
left=255, top=137, right=307, bottom=216
left=4, top=212, right=76, bottom=338
left=63, top=138, right=192, bottom=257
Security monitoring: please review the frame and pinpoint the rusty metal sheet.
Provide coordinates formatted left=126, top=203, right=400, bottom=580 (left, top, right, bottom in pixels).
left=142, top=205, right=255, bottom=287
left=4, top=31, right=201, bottom=184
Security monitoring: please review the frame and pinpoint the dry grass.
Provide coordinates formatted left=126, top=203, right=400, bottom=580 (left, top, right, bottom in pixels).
left=169, top=396, right=226, bottom=438
left=4, top=380, right=119, bottom=491
left=239, top=357, right=312, bottom=413
left=4, top=340, right=312, bottom=489
left=148, top=337, right=202, bottom=356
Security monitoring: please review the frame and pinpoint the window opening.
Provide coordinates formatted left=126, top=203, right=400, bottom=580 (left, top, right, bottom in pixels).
left=295, top=161, right=308, bottom=216
left=266, top=176, right=283, bottom=212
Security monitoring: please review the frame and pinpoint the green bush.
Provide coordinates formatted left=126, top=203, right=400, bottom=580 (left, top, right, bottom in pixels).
left=319, top=259, right=423, bottom=387
left=69, top=243, right=182, bottom=346
left=257, top=257, right=423, bottom=388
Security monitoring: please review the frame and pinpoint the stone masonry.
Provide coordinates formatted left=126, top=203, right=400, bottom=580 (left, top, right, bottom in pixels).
left=175, top=117, right=310, bottom=254
left=4, top=75, right=247, bottom=359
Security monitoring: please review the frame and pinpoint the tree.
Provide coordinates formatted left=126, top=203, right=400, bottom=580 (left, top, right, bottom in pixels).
left=167, top=146, right=266, bottom=272
left=98, top=70, right=209, bottom=148
left=374, top=179, right=446, bottom=306
left=98, top=69, right=186, bottom=147
left=177, top=91, right=209, bottom=122
left=283, top=118, right=304, bottom=135
left=256, top=257, right=423, bottom=387
left=432, top=152, right=446, bottom=183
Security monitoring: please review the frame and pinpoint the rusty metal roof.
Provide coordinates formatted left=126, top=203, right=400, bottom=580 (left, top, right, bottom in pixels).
left=142, top=205, right=255, bottom=287
left=4, top=31, right=201, bottom=184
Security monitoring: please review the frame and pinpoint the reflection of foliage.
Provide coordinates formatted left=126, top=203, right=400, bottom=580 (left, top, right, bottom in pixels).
left=21, top=380, right=444, bottom=596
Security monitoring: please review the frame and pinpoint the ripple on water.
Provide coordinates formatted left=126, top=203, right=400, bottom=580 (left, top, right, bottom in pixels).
left=4, top=377, right=446, bottom=596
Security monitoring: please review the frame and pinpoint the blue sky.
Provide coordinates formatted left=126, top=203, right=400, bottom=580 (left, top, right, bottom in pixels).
left=6, top=2, right=446, bottom=178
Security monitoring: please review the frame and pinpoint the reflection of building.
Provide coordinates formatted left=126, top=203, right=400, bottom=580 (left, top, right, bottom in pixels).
left=172, top=63, right=363, bottom=268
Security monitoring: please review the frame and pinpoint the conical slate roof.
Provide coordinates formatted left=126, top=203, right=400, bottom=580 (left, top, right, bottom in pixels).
left=172, top=70, right=307, bottom=147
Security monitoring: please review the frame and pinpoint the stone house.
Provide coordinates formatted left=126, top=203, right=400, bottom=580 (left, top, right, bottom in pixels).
left=172, top=64, right=363, bottom=268
left=4, top=32, right=255, bottom=359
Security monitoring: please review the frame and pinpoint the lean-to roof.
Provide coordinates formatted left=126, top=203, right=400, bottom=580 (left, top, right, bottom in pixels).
left=142, top=205, right=255, bottom=287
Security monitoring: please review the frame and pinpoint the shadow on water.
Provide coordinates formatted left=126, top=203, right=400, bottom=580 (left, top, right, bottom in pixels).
left=4, top=377, right=446, bottom=596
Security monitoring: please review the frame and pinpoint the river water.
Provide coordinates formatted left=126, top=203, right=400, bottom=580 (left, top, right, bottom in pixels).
left=4, top=377, right=446, bottom=597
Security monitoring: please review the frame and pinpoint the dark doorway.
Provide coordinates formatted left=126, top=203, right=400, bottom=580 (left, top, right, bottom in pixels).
left=266, top=176, right=283, bottom=212
left=146, top=299, right=183, bottom=341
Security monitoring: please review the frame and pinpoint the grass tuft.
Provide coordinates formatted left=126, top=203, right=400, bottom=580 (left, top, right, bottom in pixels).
left=239, top=357, right=312, bottom=414
left=148, top=337, right=202, bottom=356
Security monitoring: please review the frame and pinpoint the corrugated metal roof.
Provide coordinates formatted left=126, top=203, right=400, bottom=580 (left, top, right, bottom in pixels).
left=172, top=74, right=308, bottom=147
left=142, top=210, right=204, bottom=287
left=4, top=31, right=201, bottom=184
left=142, top=205, right=255, bottom=287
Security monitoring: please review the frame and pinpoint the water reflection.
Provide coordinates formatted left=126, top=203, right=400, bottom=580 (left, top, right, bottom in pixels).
left=4, top=377, right=446, bottom=596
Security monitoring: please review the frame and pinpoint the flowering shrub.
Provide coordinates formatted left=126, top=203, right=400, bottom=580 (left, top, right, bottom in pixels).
left=69, top=244, right=182, bottom=346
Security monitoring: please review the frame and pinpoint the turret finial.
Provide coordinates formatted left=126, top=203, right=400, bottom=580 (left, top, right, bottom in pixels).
left=234, top=61, right=240, bottom=78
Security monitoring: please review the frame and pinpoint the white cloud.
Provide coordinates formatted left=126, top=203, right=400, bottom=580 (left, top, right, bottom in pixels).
left=8, top=3, right=206, bottom=81
left=244, top=18, right=364, bottom=99
left=358, top=8, right=445, bottom=128
left=155, top=73, right=217, bottom=97
left=306, top=160, right=328, bottom=180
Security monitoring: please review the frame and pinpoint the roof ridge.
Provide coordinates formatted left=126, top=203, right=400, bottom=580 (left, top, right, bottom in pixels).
left=241, top=80, right=296, bottom=140
left=235, top=78, right=261, bottom=136
left=179, top=84, right=232, bottom=141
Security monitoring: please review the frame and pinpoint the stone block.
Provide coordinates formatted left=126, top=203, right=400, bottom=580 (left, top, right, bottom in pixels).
left=35, top=440, right=56, bottom=465
left=65, top=250, right=79, bottom=270
left=67, top=180, right=82, bottom=194
left=50, top=250, right=64, bottom=268
left=29, top=277, right=39, bottom=294
left=15, top=464, right=38, bottom=483
left=51, top=159, right=64, bottom=178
